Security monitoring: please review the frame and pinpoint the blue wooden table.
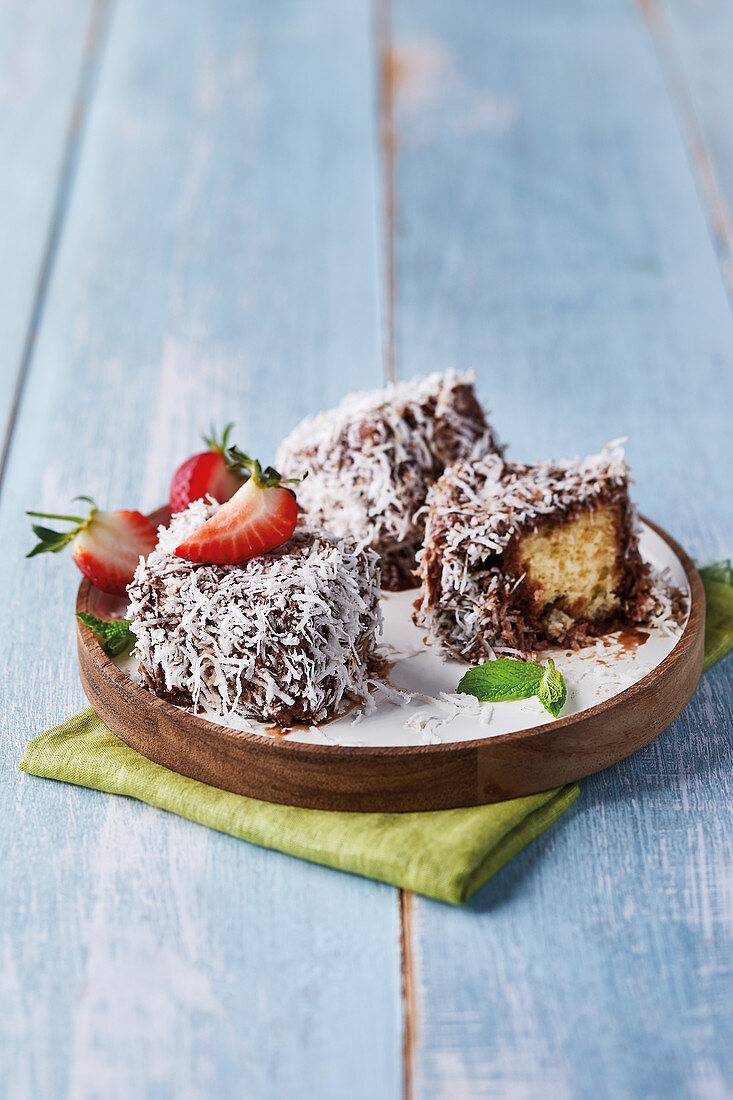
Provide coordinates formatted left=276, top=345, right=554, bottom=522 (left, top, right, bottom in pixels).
left=1, top=1, right=732, bottom=1096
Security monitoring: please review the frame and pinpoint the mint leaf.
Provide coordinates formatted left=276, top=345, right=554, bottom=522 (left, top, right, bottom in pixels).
left=457, top=655, right=568, bottom=719
left=457, top=657, right=544, bottom=702
left=77, top=612, right=136, bottom=658
left=537, top=658, right=567, bottom=718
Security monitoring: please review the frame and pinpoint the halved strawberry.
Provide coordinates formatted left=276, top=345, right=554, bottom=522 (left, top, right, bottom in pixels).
left=175, top=454, right=302, bottom=565
left=27, top=497, right=157, bottom=595
left=170, top=424, right=247, bottom=515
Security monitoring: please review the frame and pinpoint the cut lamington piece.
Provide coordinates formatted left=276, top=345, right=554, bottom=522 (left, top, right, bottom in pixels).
left=275, top=370, right=501, bottom=591
left=413, top=443, right=659, bottom=661
left=127, top=501, right=382, bottom=725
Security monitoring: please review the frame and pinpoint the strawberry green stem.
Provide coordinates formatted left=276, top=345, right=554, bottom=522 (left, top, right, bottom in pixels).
left=226, top=446, right=305, bottom=490
left=202, top=423, right=235, bottom=457
left=26, top=510, right=86, bottom=523
left=26, top=498, right=97, bottom=557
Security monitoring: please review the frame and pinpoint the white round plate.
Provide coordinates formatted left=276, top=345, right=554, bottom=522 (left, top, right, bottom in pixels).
left=115, top=520, right=690, bottom=748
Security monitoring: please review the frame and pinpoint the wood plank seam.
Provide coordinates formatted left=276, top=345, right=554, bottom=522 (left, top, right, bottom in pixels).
left=0, top=0, right=114, bottom=496
left=372, top=0, right=733, bottom=1092
left=376, top=0, right=397, bottom=384
left=399, top=889, right=416, bottom=1100
left=638, top=0, right=733, bottom=296
left=1, top=1, right=403, bottom=1092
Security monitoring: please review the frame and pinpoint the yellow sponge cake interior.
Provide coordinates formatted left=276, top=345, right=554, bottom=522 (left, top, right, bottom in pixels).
left=510, top=506, right=623, bottom=642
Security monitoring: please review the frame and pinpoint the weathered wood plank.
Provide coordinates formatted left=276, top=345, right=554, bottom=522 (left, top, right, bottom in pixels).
left=0, top=0, right=95, bottom=465
left=389, top=0, right=733, bottom=1095
left=0, top=1, right=401, bottom=1097
left=653, top=0, right=733, bottom=277
left=391, top=0, right=733, bottom=557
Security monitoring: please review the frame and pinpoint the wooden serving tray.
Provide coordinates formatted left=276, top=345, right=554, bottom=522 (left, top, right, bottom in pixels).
left=76, top=518, right=705, bottom=812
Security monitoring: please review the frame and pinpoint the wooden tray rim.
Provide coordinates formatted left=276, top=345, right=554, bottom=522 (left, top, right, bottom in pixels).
left=76, top=515, right=705, bottom=759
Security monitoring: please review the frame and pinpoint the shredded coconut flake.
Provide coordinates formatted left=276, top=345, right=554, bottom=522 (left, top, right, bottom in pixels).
left=276, top=370, right=501, bottom=588
left=402, top=691, right=494, bottom=743
left=127, top=503, right=382, bottom=725
left=414, top=443, right=684, bottom=660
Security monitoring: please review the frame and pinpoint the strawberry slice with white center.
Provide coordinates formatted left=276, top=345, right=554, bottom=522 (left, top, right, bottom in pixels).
left=169, top=424, right=247, bottom=515
left=175, top=453, right=303, bottom=565
left=27, top=497, right=157, bottom=595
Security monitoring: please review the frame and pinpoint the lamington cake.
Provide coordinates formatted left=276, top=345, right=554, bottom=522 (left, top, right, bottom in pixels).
left=275, top=370, right=501, bottom=591
left=127, top=501, right=382, bottom=725
left=413, top=443, right=658, bottom=660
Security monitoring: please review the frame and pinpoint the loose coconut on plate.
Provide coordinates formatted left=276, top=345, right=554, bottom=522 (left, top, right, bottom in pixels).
left=413, top=442, right=682, bottom=661
left=275, top=370, right=502, bottom=591
left=126, top=501, right=382, bottom=725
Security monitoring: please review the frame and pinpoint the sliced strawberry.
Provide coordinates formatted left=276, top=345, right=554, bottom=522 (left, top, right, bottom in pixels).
left=169, top=424, right=247, bottom=515
left=72, top=510, right=157, bottom=594
left=175, top=455, right=301, bottom=565
left=27, top=498, right=157, bottom=595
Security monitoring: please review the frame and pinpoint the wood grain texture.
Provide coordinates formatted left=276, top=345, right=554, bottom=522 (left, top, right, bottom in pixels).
left=389, top=0, right=733, bottom=1095
left=75, top=520, right=705, bottom=812
left=3, top=0, right=733, bottom=1095
left=0, top=0, right=96, bottom=470
left=0, top=1, right=402, bottom=1097
left=653, top=0, right=733, bottom=280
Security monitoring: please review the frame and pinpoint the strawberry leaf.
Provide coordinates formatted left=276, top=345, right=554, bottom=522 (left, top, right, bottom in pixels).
left=226, top=447, right=305, bottom=489
left=457, top=657, right=544, bottom=702
left=202, top=423, right=235, bottom=456
left=27, top=524, right=77, bottom=557
left=77, top=612, right=136, bottom=657
left=537, top=658, right=567, bottom=718
left=26, top=498, right=97, bottom=557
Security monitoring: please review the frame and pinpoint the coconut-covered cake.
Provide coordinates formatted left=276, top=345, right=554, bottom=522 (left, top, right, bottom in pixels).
left=275, top=370, right=501, bottom=591
left=413, top=443, right=665, bottom=661
left=127, top=501, right=382, bottom=725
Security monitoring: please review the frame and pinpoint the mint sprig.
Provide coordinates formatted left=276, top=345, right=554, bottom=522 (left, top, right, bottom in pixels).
left=77, top=612, right=136, bottom=657
left=457, top=655, right=568, bottom=719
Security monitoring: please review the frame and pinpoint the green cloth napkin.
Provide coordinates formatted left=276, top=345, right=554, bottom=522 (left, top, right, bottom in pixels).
left=20, top=711, right=578, bottom=905
left=700, top=561, right=733, bottom=672
left=18, top=562, right=733, bottom=905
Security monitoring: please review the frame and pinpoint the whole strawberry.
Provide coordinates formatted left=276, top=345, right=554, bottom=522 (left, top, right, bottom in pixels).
left=175, top=452, right=304, bottom=565
left=27, top=496, right=157, bottom=595
left=169, top=424, right=248, bottom=515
